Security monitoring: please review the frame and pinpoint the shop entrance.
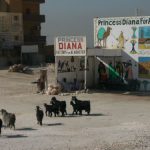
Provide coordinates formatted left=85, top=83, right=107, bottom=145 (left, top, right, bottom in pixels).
left=95, top=56, right=127, bottom=90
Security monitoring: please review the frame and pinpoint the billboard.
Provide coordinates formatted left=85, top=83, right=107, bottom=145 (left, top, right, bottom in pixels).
left=55, top=36, right=86, bottom=56
left=139, top=57, right=150, bottom=79
left=94, top=16, right=150, bottom=55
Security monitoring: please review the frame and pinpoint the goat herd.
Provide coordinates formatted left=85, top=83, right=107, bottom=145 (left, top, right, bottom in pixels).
left=0, top=96, right=91, bottom=135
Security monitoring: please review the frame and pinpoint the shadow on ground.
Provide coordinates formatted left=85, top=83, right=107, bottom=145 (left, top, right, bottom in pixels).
left=44, top=123, right=64, bottom=126
left=5, top=134, right=28, bottom=138
left=88, top=113, right=107, bottom=116
left=60, top=113, right=107, bottom=117
left=16, top=127, right=37, bottom=131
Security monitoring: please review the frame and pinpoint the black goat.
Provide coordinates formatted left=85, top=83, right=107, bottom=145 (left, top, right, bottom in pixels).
left=0, top=118, right=2, bottom=135
left=71, top=96, right=91, bottom=115
left=70, top=101, right=78, bottom=115
left=0, top=109, right=16, bottom=130
left=44, top=103, right=59, bottom=117
left=36, top=106, right=44, bottom=126
left=50, top=97, right=67, bottom=116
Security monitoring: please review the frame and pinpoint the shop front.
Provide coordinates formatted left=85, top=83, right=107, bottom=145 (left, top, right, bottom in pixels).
left=55, top=36, right=88, bottom=92
left=93, top=16, right=150, bottom=91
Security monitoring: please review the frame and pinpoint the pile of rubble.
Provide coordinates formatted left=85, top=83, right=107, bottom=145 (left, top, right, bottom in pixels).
left=46, top=83, right=62, bottom=95
left=8, top=64, right=32, bottom=74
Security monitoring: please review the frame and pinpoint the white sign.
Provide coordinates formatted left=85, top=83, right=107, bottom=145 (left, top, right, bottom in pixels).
left=93, top=16, right=150, bottom=51
left=55, top=36, right=86, bottom=56
left=94, top=16, right=150, bottom=80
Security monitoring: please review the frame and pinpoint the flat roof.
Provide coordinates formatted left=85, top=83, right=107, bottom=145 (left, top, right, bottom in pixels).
left=87, top=48, right=122, bottom=57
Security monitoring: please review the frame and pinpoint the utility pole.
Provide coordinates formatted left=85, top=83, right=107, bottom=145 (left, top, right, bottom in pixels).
left=135, top=8, right=142, bottom=16
left=135, top=8, right=139, bottom=16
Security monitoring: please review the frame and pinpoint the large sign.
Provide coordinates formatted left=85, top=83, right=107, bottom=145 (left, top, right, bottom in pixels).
left=55, top=36, right=86, bottom=56
left=94, top=16, right=150, bottom=54
left=94, top=16, right=150, bottom=80
left=139, top=57, right=150, bottom=79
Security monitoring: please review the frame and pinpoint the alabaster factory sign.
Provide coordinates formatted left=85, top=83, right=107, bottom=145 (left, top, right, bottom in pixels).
left=55, top=36, right=86, bottom=56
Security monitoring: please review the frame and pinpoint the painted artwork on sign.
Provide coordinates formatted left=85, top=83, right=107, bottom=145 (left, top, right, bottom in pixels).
left=130, top=39, right=137, bottom=54
left=139, top=27, right=150, bottom=49
left=93, top=17, right=150, bottom=55
left=97, top=27, right=112, bottom=48
left=139, top=57, right=150, bottom=79
left=94, top=17, right=142, bottom=50
left=57, top=56, right=89, bottom=73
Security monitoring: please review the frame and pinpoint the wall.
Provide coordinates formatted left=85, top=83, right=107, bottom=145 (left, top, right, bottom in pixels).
left=0, top=0, right=9, bottom=12
left=9, top=0, right=22, bottom=13
left=0, top=12, right=23, bottom=49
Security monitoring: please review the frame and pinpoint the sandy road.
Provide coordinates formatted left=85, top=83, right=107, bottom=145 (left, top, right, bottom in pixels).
left=0, top=69, right=150, bottom=150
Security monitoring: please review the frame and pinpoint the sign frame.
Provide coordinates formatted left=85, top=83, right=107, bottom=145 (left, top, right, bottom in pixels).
left=55, top=36, right=86, bottom=56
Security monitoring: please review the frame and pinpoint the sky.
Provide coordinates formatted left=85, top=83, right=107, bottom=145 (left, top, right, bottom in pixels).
left=40, top=0, right=150, bottom=47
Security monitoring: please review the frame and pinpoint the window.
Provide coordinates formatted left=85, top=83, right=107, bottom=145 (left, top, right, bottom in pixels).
left=26, top=9, right=31, bottom=14
left=14, top=36, right=19, bottom=41
left=14, top=16, right=19, bottom=21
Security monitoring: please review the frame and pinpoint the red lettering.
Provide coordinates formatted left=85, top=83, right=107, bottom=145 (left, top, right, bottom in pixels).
left=67, top=43, right=71, bottom=49
left=72, top=43, right=77, bottom=49
left=59, top=42, right=83, bottom=50
left=59, top=43, right=63, bottom=49
left=78, top=43, right=82, bottom=49
left=64, top=43, right=66, bottom=49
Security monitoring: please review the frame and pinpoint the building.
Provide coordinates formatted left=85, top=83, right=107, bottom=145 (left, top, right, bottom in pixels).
left=21, top=0, right=46, bottom=47
left=55, top=16, right=150, bottom=91
left=0, top=12, right=23, bottom=49
left=0, top=0, right=46, bottom=65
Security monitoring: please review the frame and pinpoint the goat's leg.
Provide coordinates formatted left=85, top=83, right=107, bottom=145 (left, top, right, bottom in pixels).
left=13, top=125, right=15, bottom=130
left=79, top=110, right=82, bottom=115
left=45, top=111, right=47, bottom=116
left=65, top=110, right=67, bottom=115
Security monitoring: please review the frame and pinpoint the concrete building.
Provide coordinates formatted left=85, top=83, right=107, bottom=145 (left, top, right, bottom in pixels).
left=0, top=0, right=46, bottom=46
left=0, top=12, right=23, bottom=49
left=0, top=0, right=46, bottom=66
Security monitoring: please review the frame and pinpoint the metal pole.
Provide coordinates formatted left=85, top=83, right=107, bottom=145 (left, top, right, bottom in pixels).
left=21, top=52, right=22, bottom=64
left=84, top=55, right=87, bottom=90
left=54, top=38, right=58, bottom=84
left=55, top=56, right=58, bottom=84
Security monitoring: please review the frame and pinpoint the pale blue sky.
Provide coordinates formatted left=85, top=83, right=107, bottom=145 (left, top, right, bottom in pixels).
left=40, top=0, right=150, bottom=47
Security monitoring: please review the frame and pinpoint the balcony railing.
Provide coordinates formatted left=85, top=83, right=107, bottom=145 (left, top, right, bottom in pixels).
left=23, top=14, right=45, bottom=22
left=23, top=0, right=45, bottom=3
left=24, top=35, right=46, bottom=45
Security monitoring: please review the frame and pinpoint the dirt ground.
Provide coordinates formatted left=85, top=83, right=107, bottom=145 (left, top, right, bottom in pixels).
left=0, top=68, right=150, bottom=150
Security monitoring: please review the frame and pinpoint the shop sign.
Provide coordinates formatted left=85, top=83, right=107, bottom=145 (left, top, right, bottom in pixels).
left=94, top=16, right=150, bottom=51
left=55, top=36, right=86, bottom=56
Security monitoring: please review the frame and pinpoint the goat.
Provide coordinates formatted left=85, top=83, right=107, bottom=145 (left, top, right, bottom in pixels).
left=0, top=118, right=2, bottom=135
left=43, top=103, right=59, bottom=117
left=70, top=101, right=78, bottom=115
left=50, top=97, right=67, bottom=116
left=71, top=96, right=91, bottom=115
left=36, top=106, right=44, bottom=126
left=0, top=109, right=16, bottom=130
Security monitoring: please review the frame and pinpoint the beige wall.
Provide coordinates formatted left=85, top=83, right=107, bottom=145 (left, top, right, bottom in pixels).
left=9, top=0, right=22, bottom=12
left=0, top=12, right=23, bottom=48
